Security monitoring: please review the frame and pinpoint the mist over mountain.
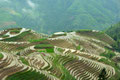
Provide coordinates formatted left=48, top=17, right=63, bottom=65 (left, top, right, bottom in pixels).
left=0, top=0, right=120, bottom=33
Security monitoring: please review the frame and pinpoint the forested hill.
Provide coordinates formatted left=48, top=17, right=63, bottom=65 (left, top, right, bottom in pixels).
left=0, top=0, right=120, bottom=33
left=106, top=22, right=120, bottom=40
left=106, top=22, right=120, bottom=51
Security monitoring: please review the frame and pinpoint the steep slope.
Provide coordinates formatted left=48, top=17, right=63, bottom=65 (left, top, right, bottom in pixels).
left=106, top=22, right=120, bottom=51
left=0, top=0, right=120, bottom=33
left=106, top=22, right=120, bottom=40
left=0, top=28, right=119, bottom=80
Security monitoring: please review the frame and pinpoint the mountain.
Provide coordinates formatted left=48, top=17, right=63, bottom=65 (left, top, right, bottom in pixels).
left=0, top=0, right=120, bottom=33
left=106, top=22, right=120, bottom=51
left=0, top=28, right=120, bottom=80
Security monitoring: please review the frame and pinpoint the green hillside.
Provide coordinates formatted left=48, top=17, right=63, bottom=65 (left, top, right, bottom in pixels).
left=106, top=22, right=120, bottom=51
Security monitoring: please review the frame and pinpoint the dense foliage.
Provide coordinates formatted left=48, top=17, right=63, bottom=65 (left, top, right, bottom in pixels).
left=106, top=22, right=120, bottom=51
left=0, top=53, right=3, bottom=59
left=20, top=57, right=29, bottom=65
left=100, top=50, right=116, bottom=59
left=0, top=0, right=120, bottom=33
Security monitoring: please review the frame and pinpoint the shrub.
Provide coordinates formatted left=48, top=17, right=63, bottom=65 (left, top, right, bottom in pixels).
left=29, top=38, right=47, bottom=43
left=10, top=30, right=20, bottom=33
left=34, top=44, right=54, bottom=49
left=46, top=48, right=54, bottom=53
left=16, top=46, right=26, bottom=50
left=100, top=51, right=116, bottom=59
left=37, top=49, right=46, bottom=53
left=76, top=45, right=81, bottom=50
left=1, top=35, right=9, bottom=38
left=20, top=57, right=29, bottom=65
left=0, top=53, right=3, bottom=59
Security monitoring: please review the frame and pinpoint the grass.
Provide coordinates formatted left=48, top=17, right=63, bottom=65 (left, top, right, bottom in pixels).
left=3, top=31, right=31, bottom=41
left=6, top=69, right=48, bottom=80
left=60, top=66, right=76, bottom=80
left=34, top=44, right=54, bottom=49
left=37, top=47, right=54, bottom=53
left=0, top=35, right=9, bottom=38
left=29, top=38, right=47, bottom=43
left=20, top=57, right=29, bottom=65
left=76, top=45, right=81, bottom=50
left=46, top=48, right=54, bottom=53
left=57, top=48, right=64, bottom=52
left=100, top=50, right=116, bottom=59
left=0, top=53, right=3, bottom=59
left=37, top=49, right=46, bottom=53
left=16, top=46, right=26, bottom=50
left=16, top=52, right=20, bottom=55
left=98, top=58, right=112, bottom=65
left=52, top=55, right=76, bottom=80
left=10, top=30, right=20, bottom=33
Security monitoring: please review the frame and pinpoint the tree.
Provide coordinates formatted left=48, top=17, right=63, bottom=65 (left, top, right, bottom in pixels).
left=98, top=68, right=107, bottom=80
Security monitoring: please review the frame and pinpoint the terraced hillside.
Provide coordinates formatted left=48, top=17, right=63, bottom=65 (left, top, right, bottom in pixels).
left=0, top=28, right=119, bottom=80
